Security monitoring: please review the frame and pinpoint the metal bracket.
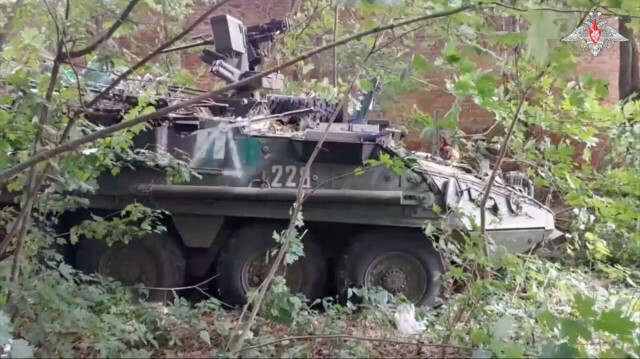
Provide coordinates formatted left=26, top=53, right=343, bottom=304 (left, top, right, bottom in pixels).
left=402, top=191, right=436, bottom=218
left=404, top=205, right=435, bottom=218
left=400, top=191, right=435, bottom=206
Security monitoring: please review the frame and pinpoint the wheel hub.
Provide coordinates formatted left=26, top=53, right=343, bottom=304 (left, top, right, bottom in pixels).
left=364, top=252, right=428, bottom=304
left=382, top=268, right=407, bottom=293
left=241, top=252, right=303, bottom=293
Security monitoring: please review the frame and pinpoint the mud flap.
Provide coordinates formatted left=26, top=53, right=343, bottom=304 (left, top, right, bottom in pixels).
left=444, top=178, right=461, bottom=211
left=443, top=178, right=467, bottom=229
left=171, top=214, right=223, bottom=248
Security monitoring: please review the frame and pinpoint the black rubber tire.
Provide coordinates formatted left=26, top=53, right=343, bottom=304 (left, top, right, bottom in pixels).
left=335, top=228, right=445, bottom=307
left=215, top=223, right=327, bottom=307
left=76, top=234, right=186, bottom=302
left=267, top=95, right=342, bottom=123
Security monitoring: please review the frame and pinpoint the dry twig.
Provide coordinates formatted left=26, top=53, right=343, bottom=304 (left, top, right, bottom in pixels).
left=236, top=334, right=473, bottom=355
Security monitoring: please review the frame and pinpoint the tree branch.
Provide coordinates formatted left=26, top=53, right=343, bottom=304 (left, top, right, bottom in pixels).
left=478, top=69, right=546, bottom=244
left=332, top=1, right=338, bottom=86
left=7, top=0, right=65, bottom=282
left=58, top=0, right=142, bottom=59
left=496, top=2, right=640, bottom=19
left=83, top=0, right=231, bottom=109
left=0, top=3, right=474, bottom=186
left=494, top=2, right=591, bottom=15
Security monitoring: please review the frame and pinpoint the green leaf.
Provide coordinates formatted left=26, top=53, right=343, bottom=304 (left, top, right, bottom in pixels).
left=492, top=32, right=526, bottom=46
left=443, top=46, right=461, bottom=65
left=491, top=314, right=515, bottom=341
left=503, top=344, right=525, bottom=358
left=537, top=310, right=558, bottom=331
left=360, top=0, right=390, bottom=14
left=359, top=79, right=374, bottom=92
left=560, top=319, right=592, bottom=344
left=423, top=222, right=436, bottom=237
left=412, top=54, right=434, bottom=73
left=600, top=347, right=631, bottom=358
left=470, top=329, right=490, bottom=345
left=549, top=46, right=576, bottom=73
left=594, top=309, right=636, bottom=338
left=440, top=105, right=460, bottom=129
left=540, top=342, right=579, bottom=358
left=569, top=92, right=585, bottom=107
left=400, top=56, right=414, bottom=82
left=199, top=329, right=211, bottom=346
left=475, top=73, right=497, bottom=98
left=573, top=293, right=597, bottom=319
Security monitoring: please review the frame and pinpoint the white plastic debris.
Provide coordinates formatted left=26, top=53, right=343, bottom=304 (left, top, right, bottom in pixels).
left=81, top=148, right=98, bottom=155
left=1, top=339, right=12, bottom=359
left=393, top=303, right=427, bottom=335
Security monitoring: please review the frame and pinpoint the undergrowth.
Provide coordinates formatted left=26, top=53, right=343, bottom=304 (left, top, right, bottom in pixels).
left=1, top=239, right=639, bottom=358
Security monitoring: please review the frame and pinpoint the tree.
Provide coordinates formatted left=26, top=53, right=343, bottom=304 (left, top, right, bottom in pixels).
left=619, top=16, right=640, bottom=102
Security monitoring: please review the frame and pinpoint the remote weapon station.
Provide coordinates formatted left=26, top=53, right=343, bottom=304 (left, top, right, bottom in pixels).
left=3, top=14, right=560, bottom=306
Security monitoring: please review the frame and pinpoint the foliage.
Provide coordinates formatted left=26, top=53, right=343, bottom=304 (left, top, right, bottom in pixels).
left=70, top=203, right=168, bottom=246
left=256, top=276, right=314, bottom=326
left=1, top=253, right=164, bottom=358
left=0, top=0, right=640, bottom=357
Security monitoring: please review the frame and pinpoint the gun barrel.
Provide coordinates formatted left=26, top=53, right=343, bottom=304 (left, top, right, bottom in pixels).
left=211, top=60, right=242, bottom=83
left=246, top=19, right=290, bottom=44
left=161, top=39, right=214, bottom=53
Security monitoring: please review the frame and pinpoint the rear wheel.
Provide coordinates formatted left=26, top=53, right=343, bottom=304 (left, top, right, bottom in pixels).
left=76, top=233, right=186, bottom=301
left=336, top=228, right=444, bottom=307
left=215, top=223, right=327, bottom=306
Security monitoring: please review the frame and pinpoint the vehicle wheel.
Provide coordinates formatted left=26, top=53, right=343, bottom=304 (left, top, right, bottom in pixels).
left=336, top=228, right=445, bottom=307
left=75, top=234, right=186, bottom=301
left=267, top=95, right=342, bottom=123
left=215, top=223, right=327, bottom=306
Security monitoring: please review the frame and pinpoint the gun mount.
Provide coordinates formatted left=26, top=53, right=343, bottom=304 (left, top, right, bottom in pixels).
left=163, top=15, right=288, bottom=93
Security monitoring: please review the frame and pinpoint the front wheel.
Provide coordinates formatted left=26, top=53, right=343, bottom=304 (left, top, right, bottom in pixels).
left=335, top=228, right=445, bottom=307
left=75, top=234, right=187, bottom=301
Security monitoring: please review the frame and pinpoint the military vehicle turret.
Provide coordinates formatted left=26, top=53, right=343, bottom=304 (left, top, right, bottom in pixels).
left=1, top=14, right=560, bottom=307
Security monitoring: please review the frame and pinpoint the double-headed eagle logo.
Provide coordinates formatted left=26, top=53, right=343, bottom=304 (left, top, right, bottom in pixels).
left=562, top=11, right=628, bottom=57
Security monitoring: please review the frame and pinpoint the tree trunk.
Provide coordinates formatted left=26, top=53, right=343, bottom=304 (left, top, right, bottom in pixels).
left=619, top=16, right=640, bottom=102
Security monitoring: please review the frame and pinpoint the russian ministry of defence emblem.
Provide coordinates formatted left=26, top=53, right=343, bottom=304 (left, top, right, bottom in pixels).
left=562, top=11, right=628, bottom=57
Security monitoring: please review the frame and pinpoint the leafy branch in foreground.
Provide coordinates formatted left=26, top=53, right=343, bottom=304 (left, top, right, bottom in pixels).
left=0, top=0, right=230, bottom=262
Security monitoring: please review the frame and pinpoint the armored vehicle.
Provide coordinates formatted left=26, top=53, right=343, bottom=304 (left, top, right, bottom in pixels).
left=2, top=14, right=560, bottom=307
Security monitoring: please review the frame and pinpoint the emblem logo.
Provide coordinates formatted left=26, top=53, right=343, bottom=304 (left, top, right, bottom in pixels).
left=562, top=11, right=628, bottom=57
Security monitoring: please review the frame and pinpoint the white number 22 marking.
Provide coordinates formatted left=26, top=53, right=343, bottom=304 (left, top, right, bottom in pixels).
left=270, top=165, right=310, bottom=188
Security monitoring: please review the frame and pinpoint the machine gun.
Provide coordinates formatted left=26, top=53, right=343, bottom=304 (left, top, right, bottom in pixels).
left=163, top=15, right=288, bottom=92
